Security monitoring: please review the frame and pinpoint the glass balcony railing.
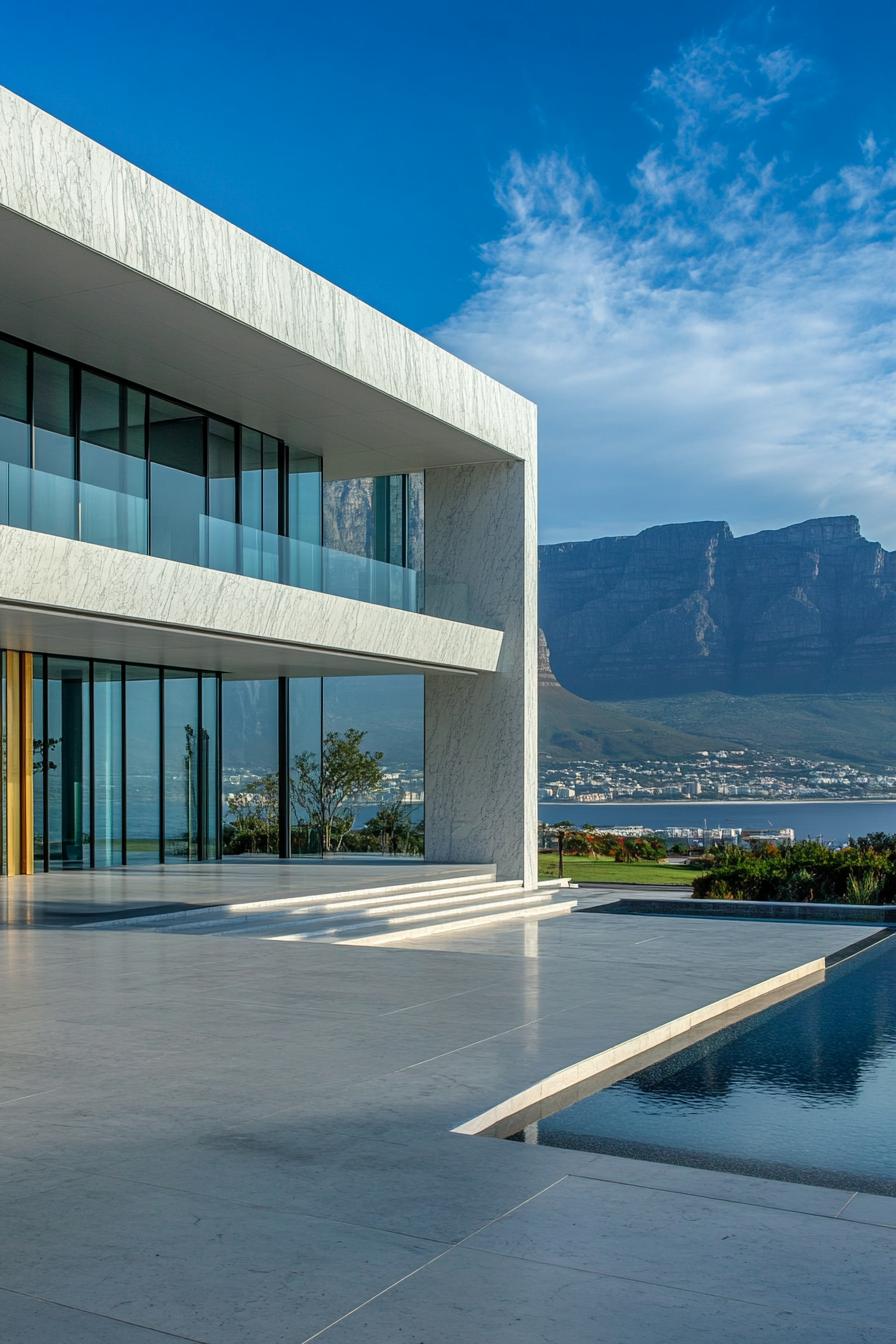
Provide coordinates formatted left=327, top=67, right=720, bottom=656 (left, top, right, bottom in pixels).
left=0, top=460, right=475, bottom=620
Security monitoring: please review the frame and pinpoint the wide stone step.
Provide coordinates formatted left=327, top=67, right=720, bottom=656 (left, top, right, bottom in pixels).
left=270, top=889, right=577, bottom=943
left=193, top=881, right=526, bottom=936
left=311, top=893, right=579, bottom=945
left=84, top=869, right=498, bottom=931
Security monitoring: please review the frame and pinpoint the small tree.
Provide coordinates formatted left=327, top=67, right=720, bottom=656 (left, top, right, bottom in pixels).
left=291, top=728, right=384, bottom=852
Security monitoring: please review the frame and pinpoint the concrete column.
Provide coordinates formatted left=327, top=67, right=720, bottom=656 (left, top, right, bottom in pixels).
left=424, top=454, right=537, bottom=886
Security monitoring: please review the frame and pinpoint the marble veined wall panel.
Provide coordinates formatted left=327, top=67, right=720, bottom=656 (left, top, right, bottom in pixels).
left=424, top=457, right=538, bottom=885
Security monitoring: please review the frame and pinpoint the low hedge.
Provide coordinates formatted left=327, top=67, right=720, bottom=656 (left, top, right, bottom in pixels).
left=691, top=839, right=896, bottom=905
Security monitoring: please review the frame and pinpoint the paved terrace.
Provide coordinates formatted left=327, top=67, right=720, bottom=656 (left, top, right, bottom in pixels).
left=0, top=879, right=894, bottom=1342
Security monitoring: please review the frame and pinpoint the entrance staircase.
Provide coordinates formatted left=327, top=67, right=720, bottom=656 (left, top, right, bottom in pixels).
left=91, top=871, right=577, bottom=944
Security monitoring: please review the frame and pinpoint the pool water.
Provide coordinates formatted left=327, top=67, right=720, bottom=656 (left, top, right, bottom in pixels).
left=517, top=936, right=896, bottom=1194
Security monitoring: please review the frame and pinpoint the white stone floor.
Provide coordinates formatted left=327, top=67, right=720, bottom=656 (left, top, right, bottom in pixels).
left=0, top=902, right=893, bottom=1342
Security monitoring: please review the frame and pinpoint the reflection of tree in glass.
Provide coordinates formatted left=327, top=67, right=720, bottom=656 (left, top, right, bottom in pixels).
left=291, top=728, right=383, bottom=853
left=33, top=735, right=61, bottom=772
left=224, top=771, right=279, bottom=854
left=359, top=795, right=423, bottom=855
left=180, top=724, right=206, bottom=860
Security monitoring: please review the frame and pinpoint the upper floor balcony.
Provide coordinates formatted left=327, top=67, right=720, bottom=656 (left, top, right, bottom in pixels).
left=0, top=335, right=474, bottom=624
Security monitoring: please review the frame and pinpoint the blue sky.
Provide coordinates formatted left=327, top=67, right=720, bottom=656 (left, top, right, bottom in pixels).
left=4, top=2, right=896, bottom=542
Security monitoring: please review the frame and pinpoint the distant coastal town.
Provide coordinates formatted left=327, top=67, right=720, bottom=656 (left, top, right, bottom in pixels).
left=539, top=748, right=896, bottom=804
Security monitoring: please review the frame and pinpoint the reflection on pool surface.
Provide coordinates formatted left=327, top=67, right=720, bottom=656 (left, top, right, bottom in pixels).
left=517, top=936, right=896, bottom=1194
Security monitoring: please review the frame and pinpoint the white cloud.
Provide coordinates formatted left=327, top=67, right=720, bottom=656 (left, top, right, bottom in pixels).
left=434, top=30, right=896, bottom=546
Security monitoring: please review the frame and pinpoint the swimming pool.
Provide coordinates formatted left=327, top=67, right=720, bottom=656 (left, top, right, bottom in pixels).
left=514, top=935, right=896, bottom=1194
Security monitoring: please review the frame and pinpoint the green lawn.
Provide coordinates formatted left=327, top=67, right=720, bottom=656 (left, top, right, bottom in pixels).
left=538, top=854, right=695, bottom=886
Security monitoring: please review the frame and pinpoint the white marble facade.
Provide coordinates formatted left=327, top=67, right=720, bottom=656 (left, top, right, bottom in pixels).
left=0, top=84, right=539, bottom=885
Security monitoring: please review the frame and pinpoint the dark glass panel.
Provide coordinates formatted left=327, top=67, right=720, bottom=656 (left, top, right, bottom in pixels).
left=32, top=657, right=45, bottom=870
left=0, top=339, right=29, bottom=476
left=208, top=421, right=236, bottom=521
left=239, top=428, right=279, bottom=579
left=262, top=434, right=279, bottom=533
left=240, top=428, right=262, bottom=531
left=322, top=675, right=424, bottom=855
left=149, top=397, right=205, bottom=564
left=33, top=354, right=73, bottom=438
left=221, top=679, right=279, bottom=855
left=125, top=388, right=147, bottom=459
left=201, top=674, right=220, bottom=860
left=46, top=657, right=91, bottom=869
left=288, top=677, right=322, bottom=855
left=93, top=662, right=122, bottom=867
left=125, top=666, right=160, bottom=864
left=80, top=372, right=147, bottom=551
left=206, top=420, right=237, bottom=574
left=286, top=447, right=322, bottom=589
left=163, top=670, right=199, bottom=862
left=33, top=355, right=76, bottom=538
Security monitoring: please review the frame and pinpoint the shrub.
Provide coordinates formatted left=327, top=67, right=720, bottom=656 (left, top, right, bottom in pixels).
left=691, top=840, right=896, bottom=904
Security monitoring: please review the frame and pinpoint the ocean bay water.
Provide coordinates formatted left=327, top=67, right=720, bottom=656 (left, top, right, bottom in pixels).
left=539, top=799, right=896, bottom=846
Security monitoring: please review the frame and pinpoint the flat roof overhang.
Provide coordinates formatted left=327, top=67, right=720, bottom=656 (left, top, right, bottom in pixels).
left=0, top=86, right=536, bottom=480
left=0, top=528, right=502, bottom=680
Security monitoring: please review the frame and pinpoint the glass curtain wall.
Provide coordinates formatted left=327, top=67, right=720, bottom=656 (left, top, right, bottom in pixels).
left=163, top=670, right=200, bottom=862
left=220, top=674, right=423, bottom=860
left=288, top=678, right=323, bottom=855
left=221, top=679, right=280, bottom=855
left=94, top=662, right=123, bottom=867
left=0, top=333, right=324, bottom=581
left=45, top=657, right=91, bottom=869
left=80, top=375, right=147, bottom=552
left=125, top=666, right=161, bottom=864
left=22, top=656, right=220, bottom=872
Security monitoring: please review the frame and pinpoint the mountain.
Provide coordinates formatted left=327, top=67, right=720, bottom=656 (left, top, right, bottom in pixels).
left=538, top=631, right=724, bottom=762
left=539, top=517, right=896, bottom=700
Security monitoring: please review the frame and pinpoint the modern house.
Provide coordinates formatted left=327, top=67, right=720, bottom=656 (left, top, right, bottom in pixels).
left=0, top=85, right=542, bottom=916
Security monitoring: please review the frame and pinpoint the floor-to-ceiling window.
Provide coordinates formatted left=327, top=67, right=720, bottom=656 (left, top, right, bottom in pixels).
left=288, top=678, right=323, bottom=855
left=32, top=354, right=76, bottom=539
left=0, top=331, right=429, bottom=613
left=163, top=670, right=200, bottom=862
left=323, top=675, right=424, bottom=855
left=221, top=679, right=280, bottom=855
left=125, top=666, right=160, bottom=865
left=45, top=657, right=91, bottom=869
left=0, top=339, right=29, bottom=529
left=3, top=654, right=222, bottom=873
left=80, top=374, right=147, bottom=553
left=149, top=398, right=206, bottom=566
left=94, top=662, right=123, bottom=867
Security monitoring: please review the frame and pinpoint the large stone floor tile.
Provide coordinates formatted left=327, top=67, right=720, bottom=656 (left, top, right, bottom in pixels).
left=0, top=1173, right=440, bottom=1344
left=101, top=1127, right=590, bottom=1243
left=0, top=1289, right=192, bottom=1342
left=466, top=1175, right=896, bottom=1326
left=839, top=1191, right=896, bottom=1228
left=311, top=1243, right=892, bottom=1343
left=578, top=1150, right=856, bottom=1217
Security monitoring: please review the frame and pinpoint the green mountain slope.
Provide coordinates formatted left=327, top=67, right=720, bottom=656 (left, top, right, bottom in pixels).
left=539, top=680, right=726, bottom=762
left=609, top=691, right=896, bottom=768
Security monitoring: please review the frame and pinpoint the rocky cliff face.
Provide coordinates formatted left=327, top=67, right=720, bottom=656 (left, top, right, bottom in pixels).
left=539, top=517, right=896, bottom=699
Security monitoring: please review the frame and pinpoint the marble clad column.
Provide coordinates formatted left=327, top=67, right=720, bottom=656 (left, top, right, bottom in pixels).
left=424, top=455, right=537, bottom=886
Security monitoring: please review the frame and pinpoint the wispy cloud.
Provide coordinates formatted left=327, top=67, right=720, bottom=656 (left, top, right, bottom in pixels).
left=435, top=29, right=896, bottom=545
